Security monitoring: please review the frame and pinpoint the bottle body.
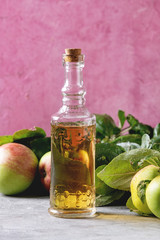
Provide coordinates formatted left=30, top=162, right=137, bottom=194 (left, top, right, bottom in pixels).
left=49, top=49, right=96, bottom=218
left=49, top=117, right=96, bottom=218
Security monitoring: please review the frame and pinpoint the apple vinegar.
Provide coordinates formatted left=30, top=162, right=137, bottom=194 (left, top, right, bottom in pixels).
left=50, top=124, right=95, bottom=214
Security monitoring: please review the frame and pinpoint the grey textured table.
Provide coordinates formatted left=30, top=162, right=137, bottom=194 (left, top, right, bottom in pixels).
left=0, top=194, right=160, bottom=240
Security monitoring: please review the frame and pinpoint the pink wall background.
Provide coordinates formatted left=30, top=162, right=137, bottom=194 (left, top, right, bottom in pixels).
left=1, top=0, right=160, bottom=136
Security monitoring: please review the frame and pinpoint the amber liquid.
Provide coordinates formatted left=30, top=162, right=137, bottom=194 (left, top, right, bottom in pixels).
left=50, top=124, right=96, bottom=217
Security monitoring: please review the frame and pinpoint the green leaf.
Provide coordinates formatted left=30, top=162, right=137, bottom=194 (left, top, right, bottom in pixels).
left=152, top=143, right=160, bottom=152
left=0, top=136, right=13, bottom=146
left=96, top=191, right=124, bottom=207
left=127, top=114, right=153, bottom=137
left=101, top=136, right=110, bottom=143
left=126, top=114, right=139, bottom=127
left=117, top=142, right=140, bottom=152
left=13, top=127, right=46, bottom=141
left=126, top=197, right=138, bottom=212
left=97, top=149, right=160, bottom=191
left=151, top=136, right=160, bottom=144
left=95, top=165, right=113, bottom=195
left=95, top=143, right=125, bottom=168
left=96, top=114, right=120, bottom=140
left=112, top=191, right=131, bottom=206
left=118, top=110, right=126, bottom=128
left=126, top=197, right=148, bottom=216
left=129, top=123, right=153, bottom=137
left=137, top=180, right=151, bottom=203
left=95, top=165, right=125, bottom=207
left=141, top=134, right=152, bottom=149
left=137, top=156, right=160, bottom=168
left=112, top=134, right=141, bottom=145
left=30, top=137, right=51, bottom=160
left=153, top=123, right=160, bottom=137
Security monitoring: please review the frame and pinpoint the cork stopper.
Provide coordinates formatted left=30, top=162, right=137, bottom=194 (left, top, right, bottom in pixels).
left=63, top=48, right=84, bottom=62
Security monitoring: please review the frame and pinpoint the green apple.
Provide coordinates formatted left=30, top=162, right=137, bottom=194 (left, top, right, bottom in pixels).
left=0, top=143, right=38, bottom=195
left=130, top=165, right=160, bottom=214
left=146, top=175, right=160, bottom=218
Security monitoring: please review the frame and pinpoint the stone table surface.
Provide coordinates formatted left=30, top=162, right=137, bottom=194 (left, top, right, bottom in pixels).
left=0, top=194, right=160, bottom=240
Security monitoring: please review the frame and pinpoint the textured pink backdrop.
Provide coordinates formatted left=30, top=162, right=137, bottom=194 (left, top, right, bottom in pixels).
left=0, top=0, right=160, bottom=136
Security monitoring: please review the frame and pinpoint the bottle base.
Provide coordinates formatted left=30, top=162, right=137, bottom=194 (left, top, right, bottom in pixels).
left=48, top=207, right=96, bottom=219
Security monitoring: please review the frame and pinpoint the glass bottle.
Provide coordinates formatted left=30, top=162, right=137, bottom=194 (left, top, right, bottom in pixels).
left=49, top=49, right=96, bottom=218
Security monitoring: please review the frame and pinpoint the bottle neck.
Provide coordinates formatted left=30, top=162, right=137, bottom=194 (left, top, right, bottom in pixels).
left=61, top=62, right=86, bottom=108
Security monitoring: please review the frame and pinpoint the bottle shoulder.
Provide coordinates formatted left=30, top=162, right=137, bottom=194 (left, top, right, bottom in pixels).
left=51, top=106, right=96, bottom=126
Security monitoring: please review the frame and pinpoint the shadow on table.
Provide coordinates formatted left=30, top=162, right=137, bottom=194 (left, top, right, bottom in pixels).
left=95, top=211, right=159, bottom=223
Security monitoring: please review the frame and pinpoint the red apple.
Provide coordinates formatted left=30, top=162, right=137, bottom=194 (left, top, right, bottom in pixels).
left=0, top=143, right=38, bottom=195
left=39, top=151, right=51, bottom=191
